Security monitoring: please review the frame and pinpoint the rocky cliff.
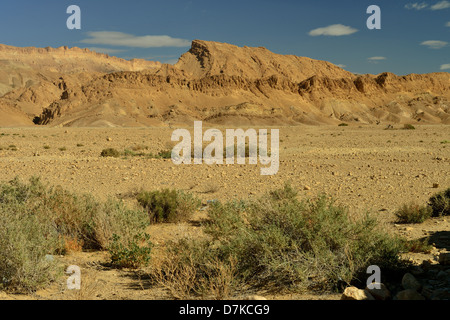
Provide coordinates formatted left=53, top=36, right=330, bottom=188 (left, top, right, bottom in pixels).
left=0, top=40, right=449, bottom=127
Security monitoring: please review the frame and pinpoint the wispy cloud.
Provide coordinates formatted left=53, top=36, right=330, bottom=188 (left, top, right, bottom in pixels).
left=421, top=40, right=449, bottom=49
left=440, top=63, right=450, bottom=70
left=336, top=64, right=347, bottom=68
left=368, top=56, right=387, bottom=63
left=308, top=24, right=358, bottom=36
left=405, top=2, right=429, bottom=10
left=446, top=21, right=450, bottom=26
left=431, top=0, right=450, bottom=10
left=81, top=31, right=191, bottom=48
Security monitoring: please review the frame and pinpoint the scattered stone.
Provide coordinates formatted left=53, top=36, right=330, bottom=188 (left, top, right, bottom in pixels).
left=432, top=183, right=439, bottom=189
left=106, top=137, right=113, bottom=141
left=431, top=288, right=450, bottom=300
left=439, top=252, right=450, bottom=265
left=402, top=273, right=422, bottom=291
left=341, top=287, right=375, bottom=300
left=421, top=286, right=434, bottom=299
left=365, top=283, right=391, bottom=300
left=303, top=185, right=311, bottom=191
left=410, top=266, right=425, bottom=276
left=436, top=270, right=448, bottom=281
left=395, top=289, right=425, bottom=300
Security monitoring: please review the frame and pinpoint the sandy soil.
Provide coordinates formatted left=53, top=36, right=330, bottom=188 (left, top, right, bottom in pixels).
left=0, top=123, right=449, bottom=300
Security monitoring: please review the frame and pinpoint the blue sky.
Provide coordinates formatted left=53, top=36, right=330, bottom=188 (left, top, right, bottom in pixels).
left=1, top=0, right=449, bottom=75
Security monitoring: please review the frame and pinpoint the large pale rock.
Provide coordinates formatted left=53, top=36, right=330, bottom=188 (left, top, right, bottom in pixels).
left=341, top=287, right=375, bottom=300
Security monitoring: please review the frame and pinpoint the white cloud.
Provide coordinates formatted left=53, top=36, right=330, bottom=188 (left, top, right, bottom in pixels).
left=308, top=24, right=358, bottom=37
left=446, top=21, right=450, bottom=26
left=440, top=64, right=450, bottom=70
left=405, top=2, right=429, bottom=10
left=421, top=40, right=449, bottom=49
left=81, top=31, right=191, bottom=48
left=431, top=0, right=450, bottom=10
left=336, top=64, right=347, bottom=68
left=368, top=56, right=387, bottom=61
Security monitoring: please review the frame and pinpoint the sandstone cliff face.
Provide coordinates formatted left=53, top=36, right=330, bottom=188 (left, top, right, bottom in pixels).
left=0, top=40, right=449, bottom=127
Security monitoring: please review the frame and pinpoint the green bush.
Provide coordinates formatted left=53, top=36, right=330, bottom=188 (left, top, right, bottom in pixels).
left=100, top=148, right=121, bottom=158
left=428, top=187, right=450, bottom=217
left=137, top=189, right=201, bottom=223
left=403, top=124, right=416, bottom=130
left=156, top=150, right=172, bottom=159
left=108, top=233, right=153, bottom=269
left=151, top=185, right=405, bottom=297
left=395, top=203, right=433, bottom=224
left=0, top=177, right=150, bottom=292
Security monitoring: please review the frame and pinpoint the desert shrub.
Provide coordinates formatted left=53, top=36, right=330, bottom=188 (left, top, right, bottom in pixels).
left=156, top=150, right=172, bottom=159
left=0, top=202, right=62, bottom=292
left=0, top=177, right=151, bottom=292
left=338, top=123, right=349, bottom=127
left=150, top=186, right=405, bottom=298
left=150, top=239, right=237, bottom=299
left=403, top=238, right=433, bottom=253
left=403, top=124, right=416, bottom=130
left=137, top=189, right=201, bottom=223
left=428, top=187, right=450, bottom=217
left=108, top=233, right=153, bottom=269
left=100, top=148, right=121, bottom=158
left=269, top=182, right=298, bottom=201
left=395, top=203, right=433, bottom=224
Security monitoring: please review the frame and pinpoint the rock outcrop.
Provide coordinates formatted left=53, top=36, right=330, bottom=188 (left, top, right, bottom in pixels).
left=0, top=40, right=449, bottom=127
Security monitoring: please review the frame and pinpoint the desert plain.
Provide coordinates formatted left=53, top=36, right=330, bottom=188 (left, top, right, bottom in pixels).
left=0, top=123, right=448, bottom=300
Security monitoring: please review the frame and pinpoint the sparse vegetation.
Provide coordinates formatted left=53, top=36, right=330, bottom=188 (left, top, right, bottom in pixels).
left=428, top=187, right=450, bottom=217
left=108, top=233, right=153, bottom=269
left=100, top=148, right=121, bottom=158
left=403, top=238, right=433, bottom=254
left=137, top=189, right=201, bottom=223
left=0, top=177, right=150, bottom=292
left=338, top=123, right=349, bottom=127
left=403, top=124, right=416, bottom=130
left=101, top=148, right=172, bottom=159
left=149, top=184, right=405, bottom=298
left=395, top=203, right=433, bottom=224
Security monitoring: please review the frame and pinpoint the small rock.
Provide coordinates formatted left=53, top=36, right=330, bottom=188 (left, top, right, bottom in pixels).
left=432, top=183, right=439, bottom=189
left=421, top=286, right=434, bottom=299
left=410, top=266, right=425, bottom=276
left=365, top=283, right=391, bottom=300
left=395, top=289, right=425, bottom=300
left=402, top=273, right=422, bottom=291
left=303, top=185, right=311, bottom=191
left=341, top=287, right=375, bottom=300
left=436, top=270, right=448, bottom=281
left=439, top=252, right=450, bottom=265
left=106, top=137, right=113, bottom=141
left=431, top=288, right=450, bottom=300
